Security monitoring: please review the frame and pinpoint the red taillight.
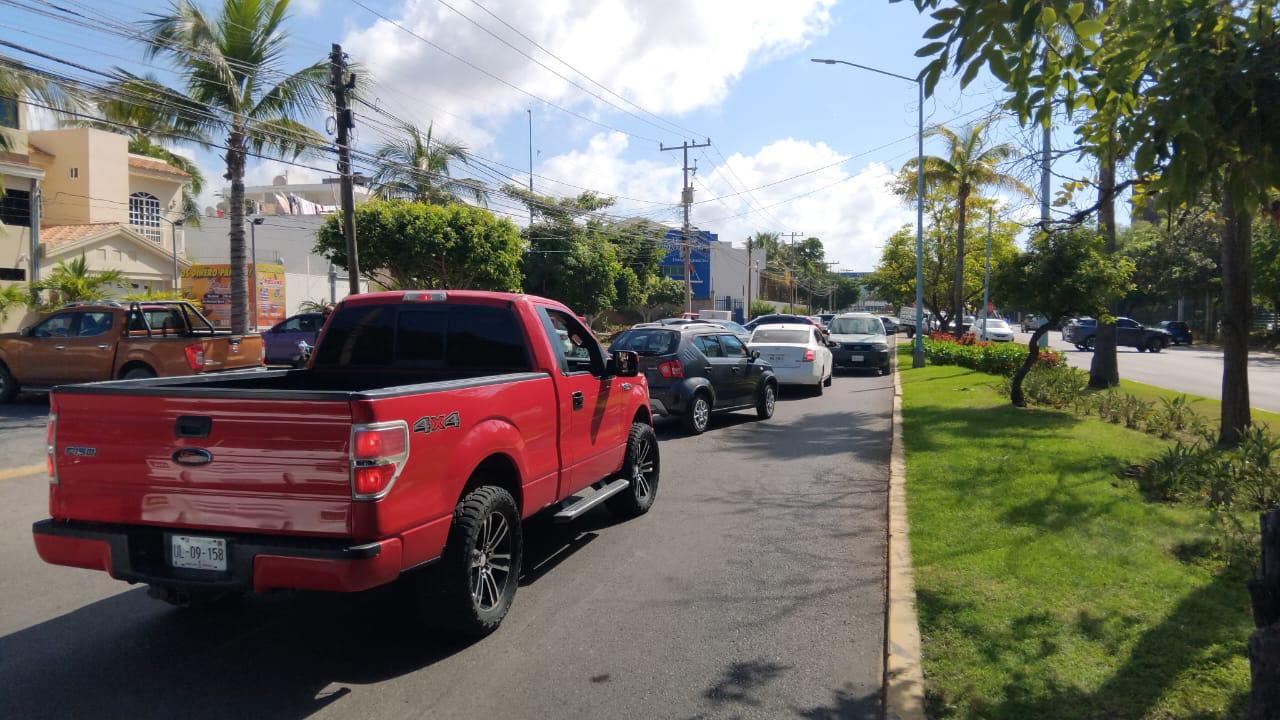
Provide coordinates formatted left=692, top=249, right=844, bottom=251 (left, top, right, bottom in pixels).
left=184, top=342, right=205, bottom=371
left=46, top=413, right=57, bottom=483
left=350, top=422, right=410, bottom=500
left=658, top=359, right=684, bottom=378
left=803, top=348, right=815, bottom=362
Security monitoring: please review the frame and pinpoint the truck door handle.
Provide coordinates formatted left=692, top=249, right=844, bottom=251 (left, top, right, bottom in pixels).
left=97, top=344, right=109, bottom=350
left=571, top=391, right=584, bottom=410
left=731, top=367, right=741, bottom=374
left=54, top=345, right=65, bottom=350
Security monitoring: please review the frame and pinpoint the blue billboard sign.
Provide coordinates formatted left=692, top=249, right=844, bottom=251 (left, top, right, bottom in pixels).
left=659, top=228, right=716, bottom=300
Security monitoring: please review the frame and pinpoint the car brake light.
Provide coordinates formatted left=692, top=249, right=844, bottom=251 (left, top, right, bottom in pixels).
left=184, top=342, right=206, bottom=371
left=657, top=359, right=684, bottom=378
left=350, top=421, right=410, bottom=500
left=803, top=348, right=815, bottom=362
left=46, top=413, right=57, bottom=483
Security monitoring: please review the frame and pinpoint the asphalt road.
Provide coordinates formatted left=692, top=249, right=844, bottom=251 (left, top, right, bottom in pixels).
left=0, top=370, right=893, bottom=720
left=1017, top=331, right=1280, bottom=414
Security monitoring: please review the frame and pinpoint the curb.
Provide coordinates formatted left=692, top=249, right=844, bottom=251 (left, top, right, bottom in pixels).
left=885, top=347, right=927, bottom=720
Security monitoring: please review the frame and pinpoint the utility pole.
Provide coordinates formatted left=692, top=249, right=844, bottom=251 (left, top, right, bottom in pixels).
left=660, top=138, right=711, bottom=314
left=982, top=207, right=993, bottom=333
left=330, top=43, right=360, bottom=298
left=746, top=238, right=753, bottom=319
left=778, top=232, right=803, bottom=314
left=527, top=108, right=534, bottom=227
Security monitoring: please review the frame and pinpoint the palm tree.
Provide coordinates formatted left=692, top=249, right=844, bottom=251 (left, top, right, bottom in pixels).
left=0, top=283, right=27, bottom=323
left=72, top=72, right=210, bottom=225
left=370, top=121, right=487, bottom=206
left=141, top=0, right=329, bottom=334
left=901, top=118, right=1031, bottom=336
left=34, top=255, right=125, bottom=308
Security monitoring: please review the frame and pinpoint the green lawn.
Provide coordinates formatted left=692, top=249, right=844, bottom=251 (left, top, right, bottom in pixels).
left=900, top=359, right=1253, bottom=719
left=1118, top=379, right=1280, bottom=433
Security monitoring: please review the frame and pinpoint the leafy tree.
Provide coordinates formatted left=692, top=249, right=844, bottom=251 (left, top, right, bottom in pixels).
left=749, top=299, right=777, bottom=318
left=522, top=228, right=621, bottom=319
left=867, top=190, right=1019, bottom=327
left=369, top=121, right=487, bottom=206
left=34, top=254, right=125, bottom=308
left=141, top=0, right=329, bottom=335
left=831, top=275, right=862, bottom=310
left=992, top=227, right=1133, bottom=406
left=1256, top=209, right=1280, bottom=334
left=900, top=0, right=1280, bottom=445
left=316, top=200, right=523, bottom=291
left=899, top=118, right=1031, bottom=335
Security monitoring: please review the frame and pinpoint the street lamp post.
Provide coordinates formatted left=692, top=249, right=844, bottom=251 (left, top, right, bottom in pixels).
left=250, top=217, right=264, bottom=330
left=158, top=216, right=185, bottom=291
left=811, top=58, right=926, bottom=368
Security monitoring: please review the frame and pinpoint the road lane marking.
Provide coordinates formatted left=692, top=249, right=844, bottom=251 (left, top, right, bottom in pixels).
left=0, top=463, right=46, bottom=482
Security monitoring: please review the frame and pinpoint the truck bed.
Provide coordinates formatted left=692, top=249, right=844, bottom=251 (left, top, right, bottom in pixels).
left=57, top=367, right=548, bottom=399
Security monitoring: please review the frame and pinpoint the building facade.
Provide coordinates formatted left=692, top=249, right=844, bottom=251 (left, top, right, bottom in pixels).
left=659, top=228, right=760, bottom=321
left=1, top=111, right=191, bottom=332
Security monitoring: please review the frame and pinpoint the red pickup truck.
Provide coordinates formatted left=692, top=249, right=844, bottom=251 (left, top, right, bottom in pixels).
left=33, top=291, right=656, bottom=636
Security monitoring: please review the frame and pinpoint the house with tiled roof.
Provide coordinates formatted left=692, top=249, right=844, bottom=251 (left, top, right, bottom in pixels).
left=1, top=114, right=191, bottom=332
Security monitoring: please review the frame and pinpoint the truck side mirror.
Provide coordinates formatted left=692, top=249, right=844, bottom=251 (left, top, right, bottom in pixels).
left=611, top=350, right=640, bottom=377
left=750, top=350, right=761, bottom=361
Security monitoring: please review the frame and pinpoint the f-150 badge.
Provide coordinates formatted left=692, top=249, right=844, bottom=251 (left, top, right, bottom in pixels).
left=414, top=411, right=461, bottom=435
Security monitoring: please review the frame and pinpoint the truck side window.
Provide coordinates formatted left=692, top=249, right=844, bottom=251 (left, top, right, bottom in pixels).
left=719, top=334, right=749, bottom=357
left=445, top=306, right=530, bottom=371
left=694, top=334, right=724, bottom=358
left=33, top=313, right=73, bottom=338
left=314, top=306, right=395, bottom=366
left=541, top=309, right=601, bottom=374
left=76, top=312, right=113, bottom=337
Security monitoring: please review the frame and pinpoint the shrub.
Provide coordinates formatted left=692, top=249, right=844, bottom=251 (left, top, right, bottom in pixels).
left=924, top=336, right=1063, bottom=377
left=1137, top=426, right=1280, bottom=511
left=1020, top=364, right=1089, bottom=409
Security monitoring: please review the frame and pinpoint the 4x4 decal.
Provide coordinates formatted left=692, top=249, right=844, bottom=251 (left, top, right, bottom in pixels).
left=414, top=411, right=461, bottom=435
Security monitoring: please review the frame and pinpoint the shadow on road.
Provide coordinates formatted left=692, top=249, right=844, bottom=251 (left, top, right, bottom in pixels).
left=0, top=506, right=629, bottom=720
left=0, top=394, right=48, bottom=430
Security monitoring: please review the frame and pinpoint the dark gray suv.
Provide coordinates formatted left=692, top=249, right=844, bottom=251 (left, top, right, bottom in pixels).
left=610, top=323, right=778, bottom=434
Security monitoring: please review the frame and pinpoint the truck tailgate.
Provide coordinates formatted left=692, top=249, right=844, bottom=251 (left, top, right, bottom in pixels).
left=50, top=391, right=355, bottom=536
left=203, top=334, right=264, bottom=371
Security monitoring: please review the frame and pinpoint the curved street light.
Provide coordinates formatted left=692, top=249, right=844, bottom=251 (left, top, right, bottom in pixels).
left=811, top=58, right=926, bottom=368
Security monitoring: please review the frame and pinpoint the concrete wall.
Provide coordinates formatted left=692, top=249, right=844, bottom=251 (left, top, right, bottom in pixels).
left=707, top=241, right=758, bottom=308
left=30, top=129, right=129, bottom=226
left=185, top=215, right=331, bottom=275
left=283, top=271, right=366, bottom=315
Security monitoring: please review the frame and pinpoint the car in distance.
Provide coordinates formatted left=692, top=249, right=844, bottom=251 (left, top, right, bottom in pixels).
left=743, top=313, right=821, bottom=332
left=34, top=290, right=656, bottom=637
left=610, top=323, right=777, bottom=434
left=0, top=300, right=263, bottom=403
left=748, top=323, right=834, bottom=394
left=971, top=317, right=1015, bottom=342
left=1064, top=316, right=1172, bottom=352
left=263, top=311, right=324, bottom=366
left=1160, top=320, right=1193, bottom=345
left=1020, top=315, right=1049, bottom=333
left=818, top=313, right=836, bottom=328
left=828, top=313, right=891, bottom=375
left=879, top=316, right=900, bottom=334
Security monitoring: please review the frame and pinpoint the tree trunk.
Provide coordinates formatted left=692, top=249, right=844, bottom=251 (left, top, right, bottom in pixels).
left=1010, top=318, right=1057, bottom=407
left=1219, top=179, right=1252, bottom=447
left=1205, top=290, right=1216, bottom=343
left=226, top=132, right=250, bottom=336
left=1089, top=141, right=1119, bottom=389
left=953, top=186, right=969, bottom=337
left=1248, top=510, right=1280, bottom=719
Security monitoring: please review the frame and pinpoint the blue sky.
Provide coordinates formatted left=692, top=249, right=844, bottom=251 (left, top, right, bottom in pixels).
left=7, top=0, right=1092, bottom=270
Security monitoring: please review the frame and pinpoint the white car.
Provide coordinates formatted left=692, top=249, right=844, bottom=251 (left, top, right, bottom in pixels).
left=748, top=323, right=833, bottom=394
left=972, top=317, right=1015, bottom=342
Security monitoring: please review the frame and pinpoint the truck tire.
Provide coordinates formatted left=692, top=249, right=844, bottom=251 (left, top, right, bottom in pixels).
left=123, top=366, right=156, bottom=380
left=1083, top=337, right=1096, bottom=352
left=756, top=382, right=776, bottom=419
left=424, top=485, right=522, bottom=638
left=683, top=392, right=711, bottom=434
left=1147, top=337, right=1164, bottom=353
left=606, top=422, right=660, bottom=518
left=0, top=363, right=18, bottom=404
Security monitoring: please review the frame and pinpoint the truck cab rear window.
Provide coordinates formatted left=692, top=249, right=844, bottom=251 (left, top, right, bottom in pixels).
left=315, top=304, right=531, bottom=371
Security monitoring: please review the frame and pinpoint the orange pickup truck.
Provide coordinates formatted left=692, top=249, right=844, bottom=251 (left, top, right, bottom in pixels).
left=0, top=300, right=264, bottom=403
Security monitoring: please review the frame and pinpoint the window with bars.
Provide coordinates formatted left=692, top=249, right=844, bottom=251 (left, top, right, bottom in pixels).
left=129, top=191, right=161, bottom=242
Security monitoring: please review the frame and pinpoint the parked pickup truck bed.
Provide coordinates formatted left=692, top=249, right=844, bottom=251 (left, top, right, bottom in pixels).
left=33, top=291, right=654, bottom=636
left=0, top=300, right=263, bottom=402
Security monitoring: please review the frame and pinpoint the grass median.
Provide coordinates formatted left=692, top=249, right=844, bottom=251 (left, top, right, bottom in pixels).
left=900, top=355, right=1253, bottom=719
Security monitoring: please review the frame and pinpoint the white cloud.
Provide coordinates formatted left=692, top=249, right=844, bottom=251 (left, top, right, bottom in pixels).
left=292, top=0, right=322, bottom=16
left=342, top=0, right=835, bottom=134
left=534, top=132, right=911, bottom=271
